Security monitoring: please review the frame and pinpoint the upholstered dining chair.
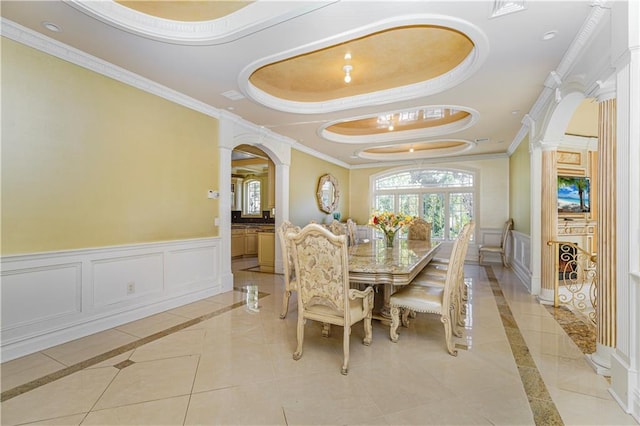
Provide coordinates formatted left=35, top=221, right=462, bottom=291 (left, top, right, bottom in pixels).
left=287, top=223, right=374, bottom=375
left=411, top=222, right=475, bottom=333
left=407, top=218, right=432, bottom=241
left=327, top=219, right=346, bottom=236
left=388, top=222, right=470, bottom=356
left=478, top=218, right=514, bottom=266
left=346, top=218, right=358, bottom=246
left=276, top=220, right=301, bottom=319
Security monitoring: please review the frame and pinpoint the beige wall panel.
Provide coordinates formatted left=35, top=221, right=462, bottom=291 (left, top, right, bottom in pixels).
left=509, top=135, right=532, bottom=235
left=289, top=149, right=349, bottom=226
left=349, top=166, right=387, bottom=224
left=1, top=39, right=219, bottom=254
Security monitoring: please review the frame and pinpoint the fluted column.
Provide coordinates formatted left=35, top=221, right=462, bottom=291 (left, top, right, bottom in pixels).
left=587, top=93, right=617, bottom=374
left=539, top=145, right=558, bottom=303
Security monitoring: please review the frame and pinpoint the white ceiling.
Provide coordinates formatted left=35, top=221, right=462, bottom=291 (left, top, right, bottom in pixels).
left=1, top=1, right=595, bottom=166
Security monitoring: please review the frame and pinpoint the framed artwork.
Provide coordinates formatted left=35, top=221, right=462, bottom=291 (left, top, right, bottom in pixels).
left=558, top=175, right=590, bottom=213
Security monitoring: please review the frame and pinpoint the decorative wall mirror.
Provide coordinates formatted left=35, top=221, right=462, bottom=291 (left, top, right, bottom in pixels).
left=316, top=174, right=340, bottom=214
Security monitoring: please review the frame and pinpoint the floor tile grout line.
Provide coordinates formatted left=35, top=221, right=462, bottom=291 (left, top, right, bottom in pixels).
left=484, top=266, right=565, bottom=426
left=0, top=288, right=270, bottom=402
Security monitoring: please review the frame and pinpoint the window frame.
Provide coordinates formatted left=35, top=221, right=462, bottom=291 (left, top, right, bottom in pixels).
left=243, top=178, right=262, bottom=217
left=370, top=167, right=477, bottom=241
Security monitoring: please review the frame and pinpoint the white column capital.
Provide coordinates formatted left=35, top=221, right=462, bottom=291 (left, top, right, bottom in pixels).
left=594, top=77, right=616, bottom=102
left=530, top=139, right=560, bottom=152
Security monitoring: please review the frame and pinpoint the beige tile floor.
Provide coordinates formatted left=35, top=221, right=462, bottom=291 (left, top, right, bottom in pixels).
left=1, top=257, right=637, bottom=425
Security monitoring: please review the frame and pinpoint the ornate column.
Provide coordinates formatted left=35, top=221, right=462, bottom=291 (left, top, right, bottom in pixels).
left=538, top=142, right=559, bottom=304
left=587, top=86, right=617, bottom=375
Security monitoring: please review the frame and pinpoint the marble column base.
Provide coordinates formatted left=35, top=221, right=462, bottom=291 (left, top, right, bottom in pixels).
left=537, top=288, right=555, bottom=305
left=585, top=342, right=614, bottom=376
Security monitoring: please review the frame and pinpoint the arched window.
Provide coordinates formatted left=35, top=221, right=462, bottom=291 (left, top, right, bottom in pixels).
left=244, top=179, right=261, bottom=216
left=372, top=168, right=475, bottom=240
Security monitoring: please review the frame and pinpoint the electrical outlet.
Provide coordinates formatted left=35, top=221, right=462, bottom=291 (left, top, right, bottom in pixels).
left=127, top=281, right=135, bottom=295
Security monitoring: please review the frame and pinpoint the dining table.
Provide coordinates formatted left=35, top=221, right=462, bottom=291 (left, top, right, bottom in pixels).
left=348, top=238, right=441, bottom=324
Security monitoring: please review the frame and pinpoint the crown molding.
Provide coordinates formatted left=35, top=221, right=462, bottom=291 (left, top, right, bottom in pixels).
left=289, top=141, right=351, bottom=169
left=2, top=18, right=352, bottom=171
left=1, top=18, right=221, bottom=119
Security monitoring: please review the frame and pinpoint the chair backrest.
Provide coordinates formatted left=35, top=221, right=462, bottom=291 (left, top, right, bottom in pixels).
left=277, top=220, right=301, bottom=283
left=457, top=221, right=475, bottom=275
left=288, top=223, right=350, bottom=317
left=500, top=218, right=514, bottom=249
left=441, top=224, right=469, bottom=308
left=408, top=218, right=432, bottom=241
left=327, top=219, right=346, bottom=236
left=346, top=218, right=357, bottom=246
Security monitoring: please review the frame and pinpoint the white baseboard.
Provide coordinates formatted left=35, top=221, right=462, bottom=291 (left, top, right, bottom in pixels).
left=1, top=237, right=223, bottom=362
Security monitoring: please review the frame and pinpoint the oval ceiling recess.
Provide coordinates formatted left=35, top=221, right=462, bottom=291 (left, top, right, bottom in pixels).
left=241, top=16, right=488, bottom=113
left=358, top=139, right=476, bottom=161
left=321, top=106, right=479, bottom=144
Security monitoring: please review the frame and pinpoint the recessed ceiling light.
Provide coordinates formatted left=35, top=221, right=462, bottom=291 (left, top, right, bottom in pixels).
left=42, top=21, right=62, bottom=33
left=542, top=30, right=558, bottom=41
left=227, top=106, right=235, bottom=111
left=511, top=109, right=520, bottom=115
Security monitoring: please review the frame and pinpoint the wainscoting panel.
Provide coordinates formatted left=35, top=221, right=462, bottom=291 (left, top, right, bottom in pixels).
left=510, top=231, right=532, bottom=291
left=165, top=245, right=218, bottom=290
left=1, top=263, right=82, bottom=330
left=92, top=253, right=164, bottom=307
left=0, top=238, right=222, bottom=362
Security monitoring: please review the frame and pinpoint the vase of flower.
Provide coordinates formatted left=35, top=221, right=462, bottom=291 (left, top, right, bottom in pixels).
left=368, top=211, right=415, bottom=249
left=384, top=229, right=397, bottom=247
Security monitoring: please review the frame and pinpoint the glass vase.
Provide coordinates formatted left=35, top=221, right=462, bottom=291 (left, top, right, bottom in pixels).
left=384, top=230, right=397, bottom=247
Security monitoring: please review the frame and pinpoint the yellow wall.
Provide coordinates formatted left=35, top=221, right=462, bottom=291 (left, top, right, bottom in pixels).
left=1, top=38, right=219, bottom=254
left=566, top=98, right=598, bottom=137
left=509, top=135, right=531, bottom=235
left=289, top=149, right=349, bottom=226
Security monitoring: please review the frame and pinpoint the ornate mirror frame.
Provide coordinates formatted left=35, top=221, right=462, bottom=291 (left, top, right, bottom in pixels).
left=316, top=174, right=340, bottom=214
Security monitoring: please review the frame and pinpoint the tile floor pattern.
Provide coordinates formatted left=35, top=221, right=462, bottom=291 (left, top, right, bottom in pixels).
left=1, top=258, right=637, bottom=425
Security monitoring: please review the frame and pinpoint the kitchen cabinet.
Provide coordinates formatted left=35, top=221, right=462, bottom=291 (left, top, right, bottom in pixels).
left=244, top=227, right=258, bottom=255
left=258, top=231, right=275, bottom=272
left=231, top=229, right=245, bottom=258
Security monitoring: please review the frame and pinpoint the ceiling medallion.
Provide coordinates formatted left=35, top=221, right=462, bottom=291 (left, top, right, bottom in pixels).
left=241, top=16, right=488, bottom=114
left=320, top=106, right=479, bottom=144
left=357, top=139, right=476, bottom=161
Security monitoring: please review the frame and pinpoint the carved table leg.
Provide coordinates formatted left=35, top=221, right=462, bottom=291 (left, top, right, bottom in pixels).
left=379, top=283, right=394, bottom=326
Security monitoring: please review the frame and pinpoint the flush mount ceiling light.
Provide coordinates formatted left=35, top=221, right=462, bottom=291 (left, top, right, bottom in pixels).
left=542, top=30, right=558, bottom=41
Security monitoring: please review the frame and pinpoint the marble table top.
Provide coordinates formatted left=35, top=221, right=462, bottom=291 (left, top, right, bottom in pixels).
left=348, top=239, right=441, bottom=286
